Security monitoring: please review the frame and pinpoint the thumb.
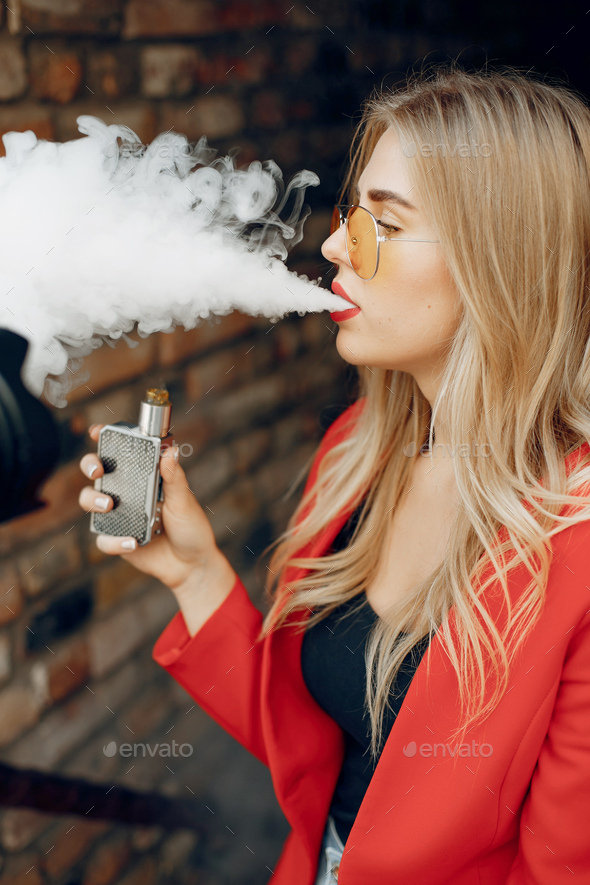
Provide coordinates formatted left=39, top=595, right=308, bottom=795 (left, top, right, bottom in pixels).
left=159, top=445, right=192, bottom=509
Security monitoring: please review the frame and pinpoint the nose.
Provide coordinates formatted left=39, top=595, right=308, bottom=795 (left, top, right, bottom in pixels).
left=321, top=221, right=349, bottom=269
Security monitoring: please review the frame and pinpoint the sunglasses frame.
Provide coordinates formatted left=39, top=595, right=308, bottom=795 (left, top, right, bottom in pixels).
left=332, top=204, right=441, bottom=281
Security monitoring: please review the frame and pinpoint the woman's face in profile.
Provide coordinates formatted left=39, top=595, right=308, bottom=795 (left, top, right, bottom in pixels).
left=321, top=127, right=461, bottom=390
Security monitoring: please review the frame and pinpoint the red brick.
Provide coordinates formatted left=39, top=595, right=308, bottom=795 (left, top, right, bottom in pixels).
left=271, top=318, right=300, bottom=363
left=272, top=411, right=307, bottom=457
left=3, top=658, right=144, bottom=770
left=86, top=46, right=139, bottom=100
left=207, top=476, right=258, bottom=545
left=88, top=586, right=177, bottom=679
left=40, top=817, right=108, bottom=880
left=131, top=826, right=163, bottom=853
left=254, top=451, right=313, bottom=503
left=0, top=461, right=88, bottom=552
left=117, top=856, right=158, bottom=885
left=0, top=106, right=54, bottom=158
left=87, top=605, right=144, bottom=680
left=17, top=530, right=82, bottom=597
left=8, top=0, right=122, bottom=36
left=195, top=46, right=273, bottom=87
left=124, top=682, right=174, bottom=738
left=184, top=345, right=254, bottom=402
left=185, top=445, right=233, bottom=501
left=93, top=557, right=144, bottom=613
left=0, top=563, right=23, bottom=625
left=0, top=633, right=11, bottom=684
left=0, top=39, right=27, bottom=101
left=83, top=386, right=138, bottom=429
left=140, top=45, right=199, bottom=98
left=123, top=0, right=218, bottom=39
left=249, top=336, right=274, bottom=373
left=157, top=312, right=258, bottom=366
left=160, top=94, right=245, bottom=141
left=53, top=102, right=157, bottom=144
left=0, top=685, right=43, bottom=748
left=231, top=426, right=271, bottom=474
left=82, top=831, right=133, bottom=885
left=284, top=36, right=319, bottom=76
left=252, top=89, right=285, bottom=129
left=284, top=4, right=328, bottom=29
left=158, top=830, right=198, bottom=876
left=296, top=207, right=331, bottom=253
left=0, top=809, right=53, bottom=851
left=29, top=45, right=83, bottom=103
left=30, top=639, right=90, bottom=704
left=201, top=374, right=286, bottom=435
left=64, top=332, right=157, bottom=404
left=0, top=853, right=43, bottom=885
left=219, top=0, right=282, bottom=30
left=301, top=310, right=331, bottom=348
left=268, top=130, right=304, bottom=168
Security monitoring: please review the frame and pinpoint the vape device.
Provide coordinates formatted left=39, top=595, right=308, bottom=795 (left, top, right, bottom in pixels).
left=90, top=388, right=173, bottom=546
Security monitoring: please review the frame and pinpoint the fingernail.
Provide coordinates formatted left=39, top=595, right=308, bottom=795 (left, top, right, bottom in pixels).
left=88, top=464, right=98, bottom=478
left=94, top=496, right=110, bottom=510
left=173, top=445, right=179, bottom=464
left=121, top=539, right=136, bottom=550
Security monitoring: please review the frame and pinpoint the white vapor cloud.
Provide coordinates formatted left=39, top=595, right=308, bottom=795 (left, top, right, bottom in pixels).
left=0, top=116, right=348, bottom=407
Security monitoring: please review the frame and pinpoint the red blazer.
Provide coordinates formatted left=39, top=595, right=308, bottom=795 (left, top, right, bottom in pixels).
left=153, top=399, right=590, bottom=884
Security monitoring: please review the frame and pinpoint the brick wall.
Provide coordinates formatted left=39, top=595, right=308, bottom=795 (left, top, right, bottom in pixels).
left=0, top=0, right=583, bottom=883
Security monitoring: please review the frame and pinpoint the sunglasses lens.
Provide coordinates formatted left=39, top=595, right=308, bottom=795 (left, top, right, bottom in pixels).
left=345, top=206, right=377, bottom=280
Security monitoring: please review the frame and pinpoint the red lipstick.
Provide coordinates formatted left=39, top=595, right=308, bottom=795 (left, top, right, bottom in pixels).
left=330, top=281, right=361, bottom=322
left=331, top=281, right=359, bottom=308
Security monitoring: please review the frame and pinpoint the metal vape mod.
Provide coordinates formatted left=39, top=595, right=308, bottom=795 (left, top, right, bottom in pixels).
left=89, top=388, right=173, bottom=546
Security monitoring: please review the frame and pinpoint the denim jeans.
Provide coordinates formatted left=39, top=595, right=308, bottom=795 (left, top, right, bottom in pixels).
left=313, top=814, right=345, bottom=885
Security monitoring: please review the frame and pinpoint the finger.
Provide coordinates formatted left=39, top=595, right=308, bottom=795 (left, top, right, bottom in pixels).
left=79, top=487, right=113, bottom=513
left=159, top=444, right=195, bottom=514
left=80, top=453, right=104, bottom=480
left=88, top=424, right=105, bottom=442
left=95, top=534, right=137, bottom=554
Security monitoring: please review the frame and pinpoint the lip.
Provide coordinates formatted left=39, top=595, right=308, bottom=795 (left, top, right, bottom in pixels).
left=331, top=281, right=359, bottom=309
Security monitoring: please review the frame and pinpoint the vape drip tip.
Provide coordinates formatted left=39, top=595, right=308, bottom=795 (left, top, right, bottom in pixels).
left=139, top=387, right=172, bottom=438
left=145, top=388, right=170, bottom=406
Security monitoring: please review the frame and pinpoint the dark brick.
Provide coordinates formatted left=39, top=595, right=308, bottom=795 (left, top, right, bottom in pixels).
left=8, top=0, right=123, bottom=36
left=25, top=585, right=93, bottom=653
left=29, top=43, right=83, bottom=103
left=0, top=39, right=27, bottom=101
left=86, top=46, right=139, bottom=100
left=0, top=106, right=54, bottom=158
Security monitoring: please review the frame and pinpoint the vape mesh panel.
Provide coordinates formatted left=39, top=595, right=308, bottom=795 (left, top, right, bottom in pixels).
left=92, top=430, right=157, bottom=543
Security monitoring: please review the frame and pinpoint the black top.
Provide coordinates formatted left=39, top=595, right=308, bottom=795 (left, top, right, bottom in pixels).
left=300, top=502, right=431, bottom=846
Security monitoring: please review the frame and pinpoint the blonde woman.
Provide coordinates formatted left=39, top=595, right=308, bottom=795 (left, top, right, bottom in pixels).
left=79, top=62, right=590, bottom=884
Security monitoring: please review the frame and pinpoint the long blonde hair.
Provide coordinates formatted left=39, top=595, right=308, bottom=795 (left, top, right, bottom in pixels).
left=256, top=60, right=590, bottom=762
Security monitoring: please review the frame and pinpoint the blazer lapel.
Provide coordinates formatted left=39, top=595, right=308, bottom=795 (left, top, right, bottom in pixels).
left=261, top=440, right=590, bottom=881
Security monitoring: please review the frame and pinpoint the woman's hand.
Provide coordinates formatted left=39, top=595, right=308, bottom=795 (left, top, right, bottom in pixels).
left=78, top=424, right=223, bottom=593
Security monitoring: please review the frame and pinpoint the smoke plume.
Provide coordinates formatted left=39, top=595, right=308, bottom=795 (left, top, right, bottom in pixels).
left=0, top=115, right=348, bottom=407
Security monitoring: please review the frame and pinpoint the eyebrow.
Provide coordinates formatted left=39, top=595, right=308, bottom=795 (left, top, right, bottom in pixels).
left=354, top=183, right=418, bottom=212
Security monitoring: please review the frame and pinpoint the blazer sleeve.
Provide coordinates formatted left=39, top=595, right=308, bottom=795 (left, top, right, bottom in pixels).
left=506, top=608, right=590, bottom=882
left=151, top=398, right=365, bottom=769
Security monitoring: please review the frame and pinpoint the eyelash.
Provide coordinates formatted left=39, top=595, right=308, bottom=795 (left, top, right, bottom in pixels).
left=377, top=219, right=402, bottom=233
